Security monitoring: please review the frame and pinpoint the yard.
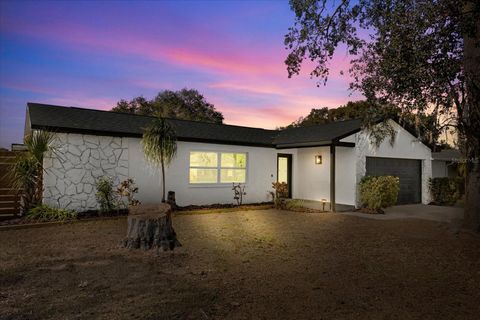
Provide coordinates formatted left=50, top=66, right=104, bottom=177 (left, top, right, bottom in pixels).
left=1, top=209, right=479, bottom=320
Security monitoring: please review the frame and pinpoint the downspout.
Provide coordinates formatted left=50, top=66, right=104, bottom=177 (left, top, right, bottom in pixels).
left=330, top=144, right=336, bottom=212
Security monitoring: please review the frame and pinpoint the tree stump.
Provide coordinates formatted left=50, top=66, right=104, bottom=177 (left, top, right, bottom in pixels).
left=123, top=203, right=181, bottom=251
left=167, top=191, right=178, bottom=210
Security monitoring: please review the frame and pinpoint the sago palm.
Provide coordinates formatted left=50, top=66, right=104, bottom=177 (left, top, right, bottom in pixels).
left=142, top=118, right=177, bottom=203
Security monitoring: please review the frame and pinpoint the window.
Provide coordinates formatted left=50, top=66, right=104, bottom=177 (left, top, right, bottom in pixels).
left=189, top=151, right=247, bottom=184
left=220, top=153, right=246, bottom=183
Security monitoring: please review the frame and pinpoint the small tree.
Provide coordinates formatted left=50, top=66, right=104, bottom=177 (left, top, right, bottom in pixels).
left=142, top=118, right=177, bottom=203
left=8, top=130, right=55, bottom=213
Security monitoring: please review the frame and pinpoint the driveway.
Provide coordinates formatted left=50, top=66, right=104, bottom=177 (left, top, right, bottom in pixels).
left=340, top=204, right=463, bottom=223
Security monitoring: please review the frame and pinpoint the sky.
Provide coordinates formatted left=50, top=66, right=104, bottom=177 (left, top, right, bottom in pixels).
left=0, top=0, right=361, bottom=148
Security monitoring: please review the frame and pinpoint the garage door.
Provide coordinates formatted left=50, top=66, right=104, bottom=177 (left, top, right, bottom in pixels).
left=366, top=157, right=421, bottom=204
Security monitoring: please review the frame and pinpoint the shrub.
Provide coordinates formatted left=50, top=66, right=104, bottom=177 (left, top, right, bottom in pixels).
left=27, top=204, right=77, bottom=222
left=96, top=176, right=116, bottom=214
left=429, top=177, right=462, bottom=206
left=232, top=183, right=246, bottom=206
left=359, top=176, right=400, bottom=211
left=116, top=178, right=141, bottom=208
left=271, top=182, right=289, bottom=209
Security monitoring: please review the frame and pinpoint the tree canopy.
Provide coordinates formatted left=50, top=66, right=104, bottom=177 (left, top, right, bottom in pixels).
left=283, top=100, right=450, bottom=150
left=112, top=88, right=224, bottom=124
left=285, top=0, right=479, bottom=230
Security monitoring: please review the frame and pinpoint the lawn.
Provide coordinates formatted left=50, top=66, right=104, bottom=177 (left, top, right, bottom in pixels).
left=1, top=209, right=479, bottom=319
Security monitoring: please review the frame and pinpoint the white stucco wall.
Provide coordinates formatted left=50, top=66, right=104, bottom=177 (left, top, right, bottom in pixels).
left=293, top=147, right=331, bottom=202
left=43, top=133, right=129, bottom=211
left=432, top=160, right=448, bottom=178
left=128, top=139, right=278, bottom=206
left=335, top=146, right=356, bottom=206
left=352, top=120, right=432, bottom=206
left=288, top=144, right=356, bottom=206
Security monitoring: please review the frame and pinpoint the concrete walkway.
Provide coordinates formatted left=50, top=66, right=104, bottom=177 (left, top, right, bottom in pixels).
left=339, top=204, right=463, bottom=223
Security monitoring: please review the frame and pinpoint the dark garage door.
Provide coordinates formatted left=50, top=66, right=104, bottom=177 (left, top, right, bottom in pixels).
left=366, top=157, right=421, bottom=204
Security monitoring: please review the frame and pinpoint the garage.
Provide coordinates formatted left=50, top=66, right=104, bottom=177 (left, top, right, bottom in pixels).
left=366, top=157, right=422, bottom=204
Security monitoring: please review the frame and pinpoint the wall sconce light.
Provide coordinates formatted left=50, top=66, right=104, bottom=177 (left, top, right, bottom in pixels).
left=315, top=155, right=322, bottom=164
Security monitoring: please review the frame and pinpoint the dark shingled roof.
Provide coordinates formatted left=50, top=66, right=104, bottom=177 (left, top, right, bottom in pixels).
left=26, top=103, right=363, bottom=148
left=273, top=119, right=362, bottom=148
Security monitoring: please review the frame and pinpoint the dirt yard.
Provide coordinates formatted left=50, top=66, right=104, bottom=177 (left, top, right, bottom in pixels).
left=1, top=209, right=479, bottom=320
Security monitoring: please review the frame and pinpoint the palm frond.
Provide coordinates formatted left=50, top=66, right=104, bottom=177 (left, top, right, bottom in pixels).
left=142, top=118, right=177, bottom=166
left=24, top=130, right=56, bottom=164
left=7, top=130, right=57, bottom=212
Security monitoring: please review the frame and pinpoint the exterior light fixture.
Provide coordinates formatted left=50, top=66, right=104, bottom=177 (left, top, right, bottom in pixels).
left=321, top=198, right=327, bottom=211
left=315, top=155, right=322, bottom=164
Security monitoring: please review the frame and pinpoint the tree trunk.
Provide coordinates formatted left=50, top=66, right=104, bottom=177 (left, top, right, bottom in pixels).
left=167, top=191, right=177, bottom=209
left=123, top=204, right=181, bottom=250
left=161, top=159, right=166, bottom=203
left=462, top=3, right=480, bottom=232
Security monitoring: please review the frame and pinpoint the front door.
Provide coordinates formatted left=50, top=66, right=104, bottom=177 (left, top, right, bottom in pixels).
left=277, top=154, right=292, bottom=198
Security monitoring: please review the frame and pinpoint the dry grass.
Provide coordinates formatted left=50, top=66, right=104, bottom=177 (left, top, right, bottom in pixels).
left=1, top=209, right=479, bottom=319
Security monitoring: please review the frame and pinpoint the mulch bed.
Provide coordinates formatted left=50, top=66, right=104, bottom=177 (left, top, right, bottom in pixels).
left=175, top=202, right=273, bottom=212
left=0, top=209, right=129, bottom=227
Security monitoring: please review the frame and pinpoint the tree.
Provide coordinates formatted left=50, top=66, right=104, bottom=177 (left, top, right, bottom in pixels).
left=8, top=130, right=55, bottom=213
left=284, top=100, right=449, bottom=150
left=112, top=88, right=224, bottom=124
left=285, top=0, right=479, bottom=231
left=113, top=96, right=151, bottom=114
left=141, top=118, right=177, bottom=203
left=282, top=101, right=374, bottom=129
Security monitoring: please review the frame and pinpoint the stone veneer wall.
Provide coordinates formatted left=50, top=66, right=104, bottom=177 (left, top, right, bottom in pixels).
left=43, top=133, right=129, bottom=211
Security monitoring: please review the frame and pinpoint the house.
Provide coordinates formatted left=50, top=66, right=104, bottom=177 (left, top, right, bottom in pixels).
left=25, top=103, right=432, bottom=212
left=432, top=149, right=463, bottom=178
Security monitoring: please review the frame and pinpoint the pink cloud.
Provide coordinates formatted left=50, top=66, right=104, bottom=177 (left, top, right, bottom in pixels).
left=0, top=10, right=362, bottom=131
left=1, top=80, right=117, bottom=110
left=0, top=16, right=286, bottom=78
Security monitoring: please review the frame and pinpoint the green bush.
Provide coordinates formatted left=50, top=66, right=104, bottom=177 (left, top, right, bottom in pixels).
left=27, top=205, right=77, bottom=222
left=96, top=176, right=118, bottom=214
left=359, top=176, right=400, bottom=211
left=429, top=177, right=462, bottom=205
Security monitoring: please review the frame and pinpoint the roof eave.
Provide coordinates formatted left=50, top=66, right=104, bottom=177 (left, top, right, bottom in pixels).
left=275, top=140, right=355, bottom=149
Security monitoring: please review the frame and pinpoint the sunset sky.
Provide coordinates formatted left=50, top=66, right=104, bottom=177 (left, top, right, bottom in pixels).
left=0, top=0, right=361, bottom=148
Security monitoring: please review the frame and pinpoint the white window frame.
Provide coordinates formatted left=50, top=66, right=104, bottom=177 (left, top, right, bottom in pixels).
left=188, top=151, right=248, bottom=186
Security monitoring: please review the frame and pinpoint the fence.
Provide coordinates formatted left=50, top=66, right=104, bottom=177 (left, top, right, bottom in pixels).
left=0, top=150, right=23, bottom=219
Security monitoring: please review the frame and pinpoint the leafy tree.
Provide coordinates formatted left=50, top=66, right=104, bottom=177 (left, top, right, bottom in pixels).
left=282, top=101, right=374, bottom=128
left=113, top=96, right=151, bottom=114
left=112, top=88, right=224, bottom=124
left=142, top=118, right=177, bottom=203
left=285, top=0, right=479, bottom=231
left=284, top=100, right=449, bottom=150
